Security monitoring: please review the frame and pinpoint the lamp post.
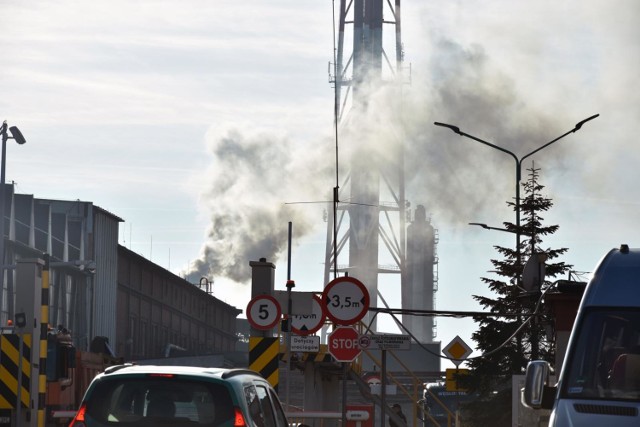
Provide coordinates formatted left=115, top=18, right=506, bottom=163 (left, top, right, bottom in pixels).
left=438, top=115, right=598, bottom=361
left=469, top=222, right=532, bottom=236
left=435, top=114, right=599, bottom=286
left=0, top=122, right=26, bottom=316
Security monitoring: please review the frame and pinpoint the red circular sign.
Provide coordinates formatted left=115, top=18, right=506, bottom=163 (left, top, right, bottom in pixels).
left=328, top=326, right=362, bottom=362
left=322, top=276, right=370, bottom=325
left=291, top=294, right=325, bottom=336
left=246, top=295, right=281, bottom=330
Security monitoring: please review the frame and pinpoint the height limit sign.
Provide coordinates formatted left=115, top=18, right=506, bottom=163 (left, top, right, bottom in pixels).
left=322, top=276, right=370, bottom=325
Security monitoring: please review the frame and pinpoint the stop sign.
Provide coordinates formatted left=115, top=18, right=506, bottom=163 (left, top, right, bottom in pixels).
left=328, top=326, right=361, bottom=362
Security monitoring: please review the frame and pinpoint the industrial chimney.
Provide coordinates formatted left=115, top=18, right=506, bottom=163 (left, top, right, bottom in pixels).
left=404, top=205, right=438, bottom=343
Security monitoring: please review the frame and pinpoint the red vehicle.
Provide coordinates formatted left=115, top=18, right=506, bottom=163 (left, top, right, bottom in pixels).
left=46, top=333, right=122, bottom=426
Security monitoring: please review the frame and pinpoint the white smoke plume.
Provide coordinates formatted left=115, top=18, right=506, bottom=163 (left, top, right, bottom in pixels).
left=186, top=126, right=333, bottom=283
left=186, top=1, right=638, bottom=286
left=403, top=38, right=576, bottom=223
left=186, top=47, right=564, bottom=285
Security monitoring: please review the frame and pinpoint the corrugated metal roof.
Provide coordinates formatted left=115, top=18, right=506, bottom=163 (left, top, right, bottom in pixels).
left=34, top=196, right=124, bottom=222
left=94, top=205, right=124, bottom=222
left=118, top=244, right=242, bottom=315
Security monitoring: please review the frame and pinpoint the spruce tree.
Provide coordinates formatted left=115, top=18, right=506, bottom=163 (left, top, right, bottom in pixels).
left=460, top=165, right=572, bottom=427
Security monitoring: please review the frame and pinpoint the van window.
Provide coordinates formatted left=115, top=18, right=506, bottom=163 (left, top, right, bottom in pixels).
left=562, top=308, right=640, bottom=401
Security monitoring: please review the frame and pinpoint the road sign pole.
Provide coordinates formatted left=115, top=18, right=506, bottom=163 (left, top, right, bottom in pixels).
left=285, top=221, right=293, bottom=413
left=342, top=362, right=348, bottom=427
left=380, top=350, right=386, bottom=427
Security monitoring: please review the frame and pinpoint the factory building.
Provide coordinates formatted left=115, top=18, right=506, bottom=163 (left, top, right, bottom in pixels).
left=1, top=184, right=241, bottom=360
left=117, top=245, right=241, bottom=360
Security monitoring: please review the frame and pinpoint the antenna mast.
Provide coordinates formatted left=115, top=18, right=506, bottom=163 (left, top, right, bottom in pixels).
left=325, top=0, right=407, bottom=332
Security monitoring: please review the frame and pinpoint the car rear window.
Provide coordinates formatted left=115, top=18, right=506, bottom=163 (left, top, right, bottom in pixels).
left=85, top=375, right=235, bottom=426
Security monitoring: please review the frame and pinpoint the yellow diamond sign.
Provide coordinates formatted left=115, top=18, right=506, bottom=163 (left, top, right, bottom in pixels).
left=442, top=335, right=473, bottom=367
left=448, top=342, right=467, bottom=359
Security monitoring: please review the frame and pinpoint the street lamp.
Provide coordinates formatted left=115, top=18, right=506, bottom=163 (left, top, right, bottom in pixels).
left=469, top=222, right=527, bottom=235
left=0, top=121, right=26, bottom=288
left=435, top=114, right=599, bottom=285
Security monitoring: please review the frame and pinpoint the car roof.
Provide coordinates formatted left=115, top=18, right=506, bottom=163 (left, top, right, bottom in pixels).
left=99, top=364, right=266, bottom=382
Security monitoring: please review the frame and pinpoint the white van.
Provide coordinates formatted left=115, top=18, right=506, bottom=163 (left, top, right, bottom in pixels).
left=523, top=244, right=640, bottom=425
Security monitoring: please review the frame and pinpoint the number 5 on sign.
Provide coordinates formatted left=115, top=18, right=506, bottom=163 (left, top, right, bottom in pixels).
left=247, top=295, right=281, bottom=330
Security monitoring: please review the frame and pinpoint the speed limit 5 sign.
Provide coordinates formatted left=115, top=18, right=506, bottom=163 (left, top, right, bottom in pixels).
left=246, top=295, right=281, bottom=330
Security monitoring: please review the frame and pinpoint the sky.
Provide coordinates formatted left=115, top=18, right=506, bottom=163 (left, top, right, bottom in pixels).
left=2, top=0, right=639, bottom=369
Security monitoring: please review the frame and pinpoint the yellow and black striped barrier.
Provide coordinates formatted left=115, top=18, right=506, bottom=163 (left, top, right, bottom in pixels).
left=37, top=255, right=50, bottom=427
left=0, top=333, right=31, bottom=409
left=249, top=337, right=279, bottom=390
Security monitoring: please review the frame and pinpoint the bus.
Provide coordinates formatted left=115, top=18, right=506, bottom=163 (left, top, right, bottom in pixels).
left=421, top=382, right=473, bottom=426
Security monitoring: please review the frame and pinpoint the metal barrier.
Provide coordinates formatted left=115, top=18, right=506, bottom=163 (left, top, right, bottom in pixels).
left=286, top=409, right=370, bottom=427
left=286, top=411, right=341, bottom=427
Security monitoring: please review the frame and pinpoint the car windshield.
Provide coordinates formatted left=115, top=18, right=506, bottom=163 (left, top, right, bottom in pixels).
left=85, top=375, right=235, bottom=426
left=562, top=308, right=640, bottom=401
